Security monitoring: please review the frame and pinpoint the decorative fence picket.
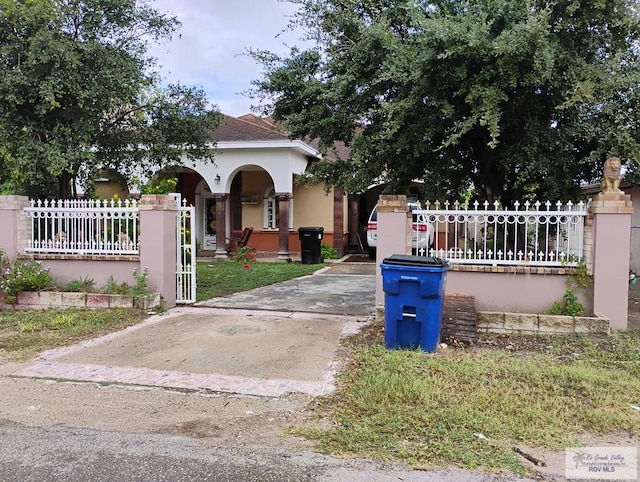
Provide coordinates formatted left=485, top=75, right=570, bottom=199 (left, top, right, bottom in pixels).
left=24, top=199, right=139, bottom=255
left=415, top=200, right=589, bottom=267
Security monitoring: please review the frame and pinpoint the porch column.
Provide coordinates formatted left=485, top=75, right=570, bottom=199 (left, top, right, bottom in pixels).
left=348, top=198, right=360, bottom=250
left=333, top=188, right=345, bottom=255
left=276, top=193, right=291, bottom=262
left=213, top=193, right=229, bottom=261
left=590, top=192, right=633, bottom=329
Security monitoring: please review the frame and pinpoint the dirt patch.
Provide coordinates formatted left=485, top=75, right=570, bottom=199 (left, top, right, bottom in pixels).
left=0, top=377, right=314, bottom=450
left=474, top=332, right=613, bottom=355
left=321, top=263, right=375, bottom=275
left=341, top=254, right=374, bottom=263
left=628, top=281, right=640, bottom=330
left=515, top=432, right=640, bottom=479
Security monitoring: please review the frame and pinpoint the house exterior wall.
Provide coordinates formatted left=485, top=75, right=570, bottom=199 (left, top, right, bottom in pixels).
left=241, top=170, right=271, bottom=231
left=242, top=181, right=338, bottom=253
left=293, top=182, right=334, bottom=229
left=95, top=180, right=128, bottom=200
left=189, top=145, right=309, bottom=197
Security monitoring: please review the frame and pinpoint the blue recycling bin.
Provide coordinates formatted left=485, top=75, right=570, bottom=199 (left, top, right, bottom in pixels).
left=380, top=254, right=449, bottom=353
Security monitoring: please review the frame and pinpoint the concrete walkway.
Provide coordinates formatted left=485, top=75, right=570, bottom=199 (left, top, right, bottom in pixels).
left=196, top=266, right=375, bottom=315
left=10, top=257, right=377, bottom=398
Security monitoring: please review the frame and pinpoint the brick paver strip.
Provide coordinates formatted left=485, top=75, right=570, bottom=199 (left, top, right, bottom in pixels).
left=13, top=361, right=332, bottom=397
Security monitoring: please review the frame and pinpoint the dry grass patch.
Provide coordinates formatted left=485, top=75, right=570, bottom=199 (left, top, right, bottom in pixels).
left=0, top=308, right=146, bottom=362
left=295, top=321, right=640, bottom=474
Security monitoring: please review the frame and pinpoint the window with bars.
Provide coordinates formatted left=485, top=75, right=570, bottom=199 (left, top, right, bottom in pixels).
left=264, top=187, right=293, bottom=230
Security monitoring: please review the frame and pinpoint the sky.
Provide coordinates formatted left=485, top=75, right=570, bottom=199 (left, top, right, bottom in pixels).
left=148, top=0, right=306, bottom=117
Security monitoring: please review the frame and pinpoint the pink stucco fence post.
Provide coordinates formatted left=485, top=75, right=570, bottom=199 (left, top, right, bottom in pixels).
left=0, top=195, right=30, bottom=258
left=375, top=195, right=411, bottom=306
left=139, top=195, right=177, bottom=309
left=588, top=192, right=633, bottom=329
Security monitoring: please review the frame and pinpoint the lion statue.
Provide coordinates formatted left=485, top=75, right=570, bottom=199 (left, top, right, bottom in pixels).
left=601, top=156, right=623, bottom=194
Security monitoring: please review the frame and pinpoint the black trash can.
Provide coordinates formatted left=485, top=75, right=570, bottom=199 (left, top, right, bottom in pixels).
left=298, top=227, right=324, bottom=264
left=380, top=254, right=449, bottom=352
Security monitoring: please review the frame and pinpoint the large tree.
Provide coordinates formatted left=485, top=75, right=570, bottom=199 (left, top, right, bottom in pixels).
left=252, top=0, right=640, bottom=206
left=0, top=0, right=221, bottom=199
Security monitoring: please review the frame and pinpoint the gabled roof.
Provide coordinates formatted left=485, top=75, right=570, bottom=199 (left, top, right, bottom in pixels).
left=236, top=113, right=278, bottom=130
left=211, top=115, right=288, bottom=142
left=305, top=137, right=351, bottom=162
left=212, top=114, right=351, bottom=161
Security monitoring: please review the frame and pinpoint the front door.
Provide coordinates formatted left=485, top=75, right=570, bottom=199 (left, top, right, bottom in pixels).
left=203, top=195, right=217, bottom=250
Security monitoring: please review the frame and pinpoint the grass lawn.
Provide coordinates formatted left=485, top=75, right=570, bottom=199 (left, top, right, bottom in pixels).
left=0, top=308, right=146, bottom=362
left=296, top=321, right=640, bottom=474
left=195, top=260, right=324, bottom=301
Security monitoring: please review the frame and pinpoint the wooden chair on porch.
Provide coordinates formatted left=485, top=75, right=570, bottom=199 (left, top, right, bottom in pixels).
left=226, top=227, right=254, bottom=254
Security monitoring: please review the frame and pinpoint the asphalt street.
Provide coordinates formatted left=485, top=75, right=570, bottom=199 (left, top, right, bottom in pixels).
left=0, top=425, right=539, bottom=482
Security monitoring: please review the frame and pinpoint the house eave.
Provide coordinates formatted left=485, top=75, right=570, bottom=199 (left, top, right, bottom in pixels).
left=215, top=140, right=321, bottom=158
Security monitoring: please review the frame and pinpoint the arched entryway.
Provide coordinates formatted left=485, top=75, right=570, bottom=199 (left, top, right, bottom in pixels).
left=174, top=165, right=293, bottom=258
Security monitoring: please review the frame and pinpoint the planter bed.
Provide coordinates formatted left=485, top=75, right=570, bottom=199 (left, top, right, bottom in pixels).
left=476, top=311, right=610, bottom=335
left=0, top=291, right=161, bottom=311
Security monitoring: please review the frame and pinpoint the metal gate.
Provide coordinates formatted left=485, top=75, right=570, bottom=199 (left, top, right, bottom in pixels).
left=174, top=194, right=197, bottom=304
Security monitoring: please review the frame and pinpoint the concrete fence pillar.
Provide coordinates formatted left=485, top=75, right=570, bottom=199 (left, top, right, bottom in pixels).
left=375, top=195, right=411, bottom=306
left=139, top=195, right=177, bottom=309
left=589, top=193, right=633, bottom=329
left=0, top=195, right=30, bottom=258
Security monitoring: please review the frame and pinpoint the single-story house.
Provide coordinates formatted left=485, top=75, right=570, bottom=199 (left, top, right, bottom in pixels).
left=112, top=114, right=358, bottom=260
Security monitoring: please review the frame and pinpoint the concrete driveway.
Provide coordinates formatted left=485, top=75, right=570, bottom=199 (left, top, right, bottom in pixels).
left=11, top=257, right=376, bottom=398
left=195, top=261, right=375, bottom=315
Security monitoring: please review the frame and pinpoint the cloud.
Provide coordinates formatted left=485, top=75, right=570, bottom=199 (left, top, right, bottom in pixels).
left=148, top=0, right=304, bottom=116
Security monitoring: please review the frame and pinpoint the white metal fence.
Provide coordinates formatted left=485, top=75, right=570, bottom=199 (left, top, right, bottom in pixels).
left=173, top=194, right=197, bottom=304
left=24, top=199, right=139, bottom=255
left=415, top=200, right=589, bottom=267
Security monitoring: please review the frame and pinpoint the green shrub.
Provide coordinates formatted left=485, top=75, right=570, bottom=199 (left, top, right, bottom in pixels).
left=101, top=268, right=150, bottom=297
left=0, top=258, right=55, bottom=300
left=132, top=268, right=150, bottom=296
left=63, top=276, right=96, bottom=293
left=135, top=176, right=178, bottom=195
left=320, top=242, right=339, bottom=260
left=547, top=288, right=585, bottom=316
left=231, top=245, right=256, bottom=262
left=546, top=261, right=590, bottom=316
left=102, top=275, right=132, bottom=295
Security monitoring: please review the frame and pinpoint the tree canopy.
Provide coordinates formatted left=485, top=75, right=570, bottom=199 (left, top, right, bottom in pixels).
left=0, top=0, right=221, bottom=199
left=252, top=0, right=640, bottom=205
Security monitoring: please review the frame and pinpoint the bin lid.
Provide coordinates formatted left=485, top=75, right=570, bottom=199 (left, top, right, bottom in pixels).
left=298, top=226, right=324, bottom=232
left=381, top=254, right=449, bottom=267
